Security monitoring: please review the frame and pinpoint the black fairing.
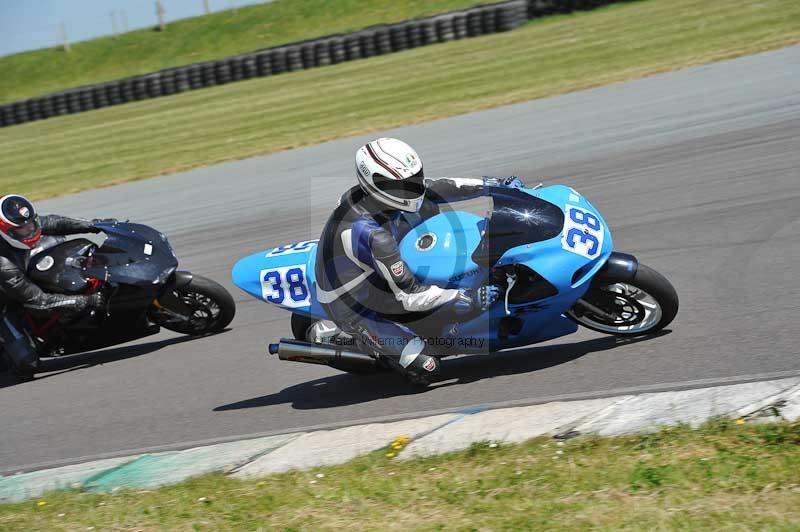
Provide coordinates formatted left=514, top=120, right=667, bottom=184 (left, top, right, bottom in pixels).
left=472, top=187, right=565, bottom=268
left=28, top=239, right=94, bottom=294
left=84, top=222, right=178, bottom=286
left=25, top=222, right=180, bottom=356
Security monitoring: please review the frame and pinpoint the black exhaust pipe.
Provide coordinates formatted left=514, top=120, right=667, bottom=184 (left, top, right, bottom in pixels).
left=268, top=338, right=380, bottom=372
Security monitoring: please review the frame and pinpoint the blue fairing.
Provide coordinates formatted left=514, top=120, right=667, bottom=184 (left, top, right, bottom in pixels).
left=397, top=185, right=614, bottom=350
left=231, top=184, right=615, bottom=353
left=231, top=239, right=328, bottom=320
left=398, top=211, right=487, bottom=289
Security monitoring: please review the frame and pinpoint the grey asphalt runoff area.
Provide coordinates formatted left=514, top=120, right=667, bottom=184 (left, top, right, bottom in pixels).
left=1, top=45, right=798, bottom=474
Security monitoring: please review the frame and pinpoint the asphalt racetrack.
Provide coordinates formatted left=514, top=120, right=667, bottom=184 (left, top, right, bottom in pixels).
left=2, top=46, right=798, bottom=473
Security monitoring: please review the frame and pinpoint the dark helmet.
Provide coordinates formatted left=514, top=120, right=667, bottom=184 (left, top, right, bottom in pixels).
left=0, top=195, right=42, bottom=250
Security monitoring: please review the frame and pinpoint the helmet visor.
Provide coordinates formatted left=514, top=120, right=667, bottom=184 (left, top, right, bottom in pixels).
left=373, top=170, right=426, bottom=201
left=8, top=217, right=41, bottom=241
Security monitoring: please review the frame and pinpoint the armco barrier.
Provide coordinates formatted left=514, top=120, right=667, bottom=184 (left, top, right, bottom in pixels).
left=2, top=0, right=625, bottom=128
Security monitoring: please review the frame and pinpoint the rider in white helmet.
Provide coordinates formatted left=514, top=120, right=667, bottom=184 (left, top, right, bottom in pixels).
left=315, top=137, right=525, bottom=385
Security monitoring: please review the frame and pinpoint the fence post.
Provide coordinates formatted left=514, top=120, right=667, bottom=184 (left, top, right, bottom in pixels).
left=58, top=22, right=70, bottom=52
left=155, top=0, right=166, bottom=31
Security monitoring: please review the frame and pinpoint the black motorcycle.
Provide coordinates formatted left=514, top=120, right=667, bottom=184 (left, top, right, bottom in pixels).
left=16, top=221, right=235, bottom=359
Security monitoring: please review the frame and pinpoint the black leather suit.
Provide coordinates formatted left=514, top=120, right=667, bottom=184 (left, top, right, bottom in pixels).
left=0, top=215, right=97, bottom=372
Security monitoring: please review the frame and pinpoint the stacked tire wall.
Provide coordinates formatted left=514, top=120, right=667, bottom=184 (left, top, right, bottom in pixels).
left=0, top=0, right=620, bottom=128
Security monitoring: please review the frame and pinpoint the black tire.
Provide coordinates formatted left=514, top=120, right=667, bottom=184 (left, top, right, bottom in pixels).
left=568, top=263, right=678, bottom=336
left=158, top=275, right=235, bottom=335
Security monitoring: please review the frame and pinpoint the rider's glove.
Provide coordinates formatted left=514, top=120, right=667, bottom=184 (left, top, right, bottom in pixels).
left=485, top=176, right=525, bottom=189
left=499, top=176, right=525, bottom=188
left=452, top=285, right=503, bottom=316
left=90, top=218, right=119, bottom=232
left=85, top=292, right=107, bottom=313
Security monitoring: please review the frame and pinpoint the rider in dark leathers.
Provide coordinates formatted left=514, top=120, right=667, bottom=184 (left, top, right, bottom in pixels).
left=316, top=138, right=522, bottom=385
left=0, top=195, right=106, bottom=377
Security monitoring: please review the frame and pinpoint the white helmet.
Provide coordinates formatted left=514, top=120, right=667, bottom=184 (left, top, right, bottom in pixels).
left=355, top=138, right=425, bottom=212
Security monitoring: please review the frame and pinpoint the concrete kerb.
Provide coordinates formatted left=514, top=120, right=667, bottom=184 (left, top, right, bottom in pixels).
left=570, top=378, right=800, bottom=436
left=233, top=414, right=458, bottom=478
left=736, top=381, right=800, bottom=421
left=3, top=377, right=800, bottom=503
left=85, top=433, right=301, bottom=493
left=0, top=456, right=139, bottom=503
left=401, top=397, right=632, bottom=458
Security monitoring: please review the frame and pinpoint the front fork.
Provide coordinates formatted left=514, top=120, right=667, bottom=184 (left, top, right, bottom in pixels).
left=150, top=271, right=194, bottom=321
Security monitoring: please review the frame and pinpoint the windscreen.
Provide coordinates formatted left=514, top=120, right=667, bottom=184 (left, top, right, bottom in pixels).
left=471, top=188, right=564, bottom=267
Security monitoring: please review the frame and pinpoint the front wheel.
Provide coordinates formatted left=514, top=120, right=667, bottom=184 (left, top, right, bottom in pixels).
left=567, top=263, right=678, bottom=336
left=155, top=275, right=236, bottom=335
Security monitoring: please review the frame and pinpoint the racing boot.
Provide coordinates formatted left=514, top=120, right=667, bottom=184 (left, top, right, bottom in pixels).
left=397, top=337, right=440, bottom=387
left=1, top=311, right=39, bottom=380
left=404, top=354, right=440, bottom=386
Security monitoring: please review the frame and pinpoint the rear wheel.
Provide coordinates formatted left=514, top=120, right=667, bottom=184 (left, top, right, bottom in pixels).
left=156, top=275, right=235, bottom=335
left=567, top=263, right=678, bottom=336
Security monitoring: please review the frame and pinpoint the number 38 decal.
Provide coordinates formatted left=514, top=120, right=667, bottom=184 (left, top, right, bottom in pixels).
left=260, top=265, right=311, bottom=308
left=561, top=205, right=604, bottom=259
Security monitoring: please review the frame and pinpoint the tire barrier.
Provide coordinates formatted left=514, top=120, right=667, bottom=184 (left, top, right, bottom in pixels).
left=453, top=13, right=468, bottom=39
left=201, top=62, right=217, bottom=87
left=79, top=89, right=94, bottom=111
left=161, top=71, right=177, bottom=95
left=344, top=34, right=362, bottom=61
left=25, top=99, right=41, bottom=121
left=390, top=25, right=408, bottom=52
left=420, top=19, right=438, bottom=46
left=106, top=82, right=122, bottom=105
left=174, top=68, right=191, bottom=92
left=466, top=8, right=485, bottom=37
left=436, top=15, right=456, bottom=43
left=228, top=57, right=244, bottom=82
left=357, top=29, right=377, bottom=58
left=300, top=42, right=316, bottom=69
left=405, top=22, right=423, bottom=49
left=315, top=41, right=332, bottom=66
left=38, top=97, right=54, bottom=119
left=52, top=93, right=68, bottom=116
left=13, top=102, right=29, bottom=124
left=286, top=46, right=303, bottom=71
left=328, top=37, right=346, bottom=64
left=2, top=0, right=622, bottom=127
left=1, top=105, right=15, bottom=126
left=132, top=77, right=148, bottom=99
left=92, top=86, right=108, bottom=108
left=271, top=49, right=288, bottom=74
left=214, top=60, right=231, bottom=85
left=374, top=26, right=393, bottom=56
left=241, top=55, right=257, bottom=79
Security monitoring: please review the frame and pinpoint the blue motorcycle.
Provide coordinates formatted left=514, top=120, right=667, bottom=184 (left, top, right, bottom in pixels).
left=232, top=184, right=678, bottom=374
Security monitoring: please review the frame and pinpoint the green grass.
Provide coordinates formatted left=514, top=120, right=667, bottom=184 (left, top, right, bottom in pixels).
left=1, top=0, right=799, bottom=200
left=0, top=0, right=486, bottom=104
left=2, top=420, right=800, bottom=530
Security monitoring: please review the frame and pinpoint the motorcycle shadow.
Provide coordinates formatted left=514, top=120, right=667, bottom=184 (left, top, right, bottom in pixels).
left=214, top=331, right=670, bottom=412
left=0, top=333, right=221, bottom=388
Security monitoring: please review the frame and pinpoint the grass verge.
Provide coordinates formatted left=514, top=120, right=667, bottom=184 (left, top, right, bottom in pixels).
left=0, top=0, right=484, bottom=103
left=1, top=0, right=799, bottom=200
left=2, top=420, right=800, bottom=530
